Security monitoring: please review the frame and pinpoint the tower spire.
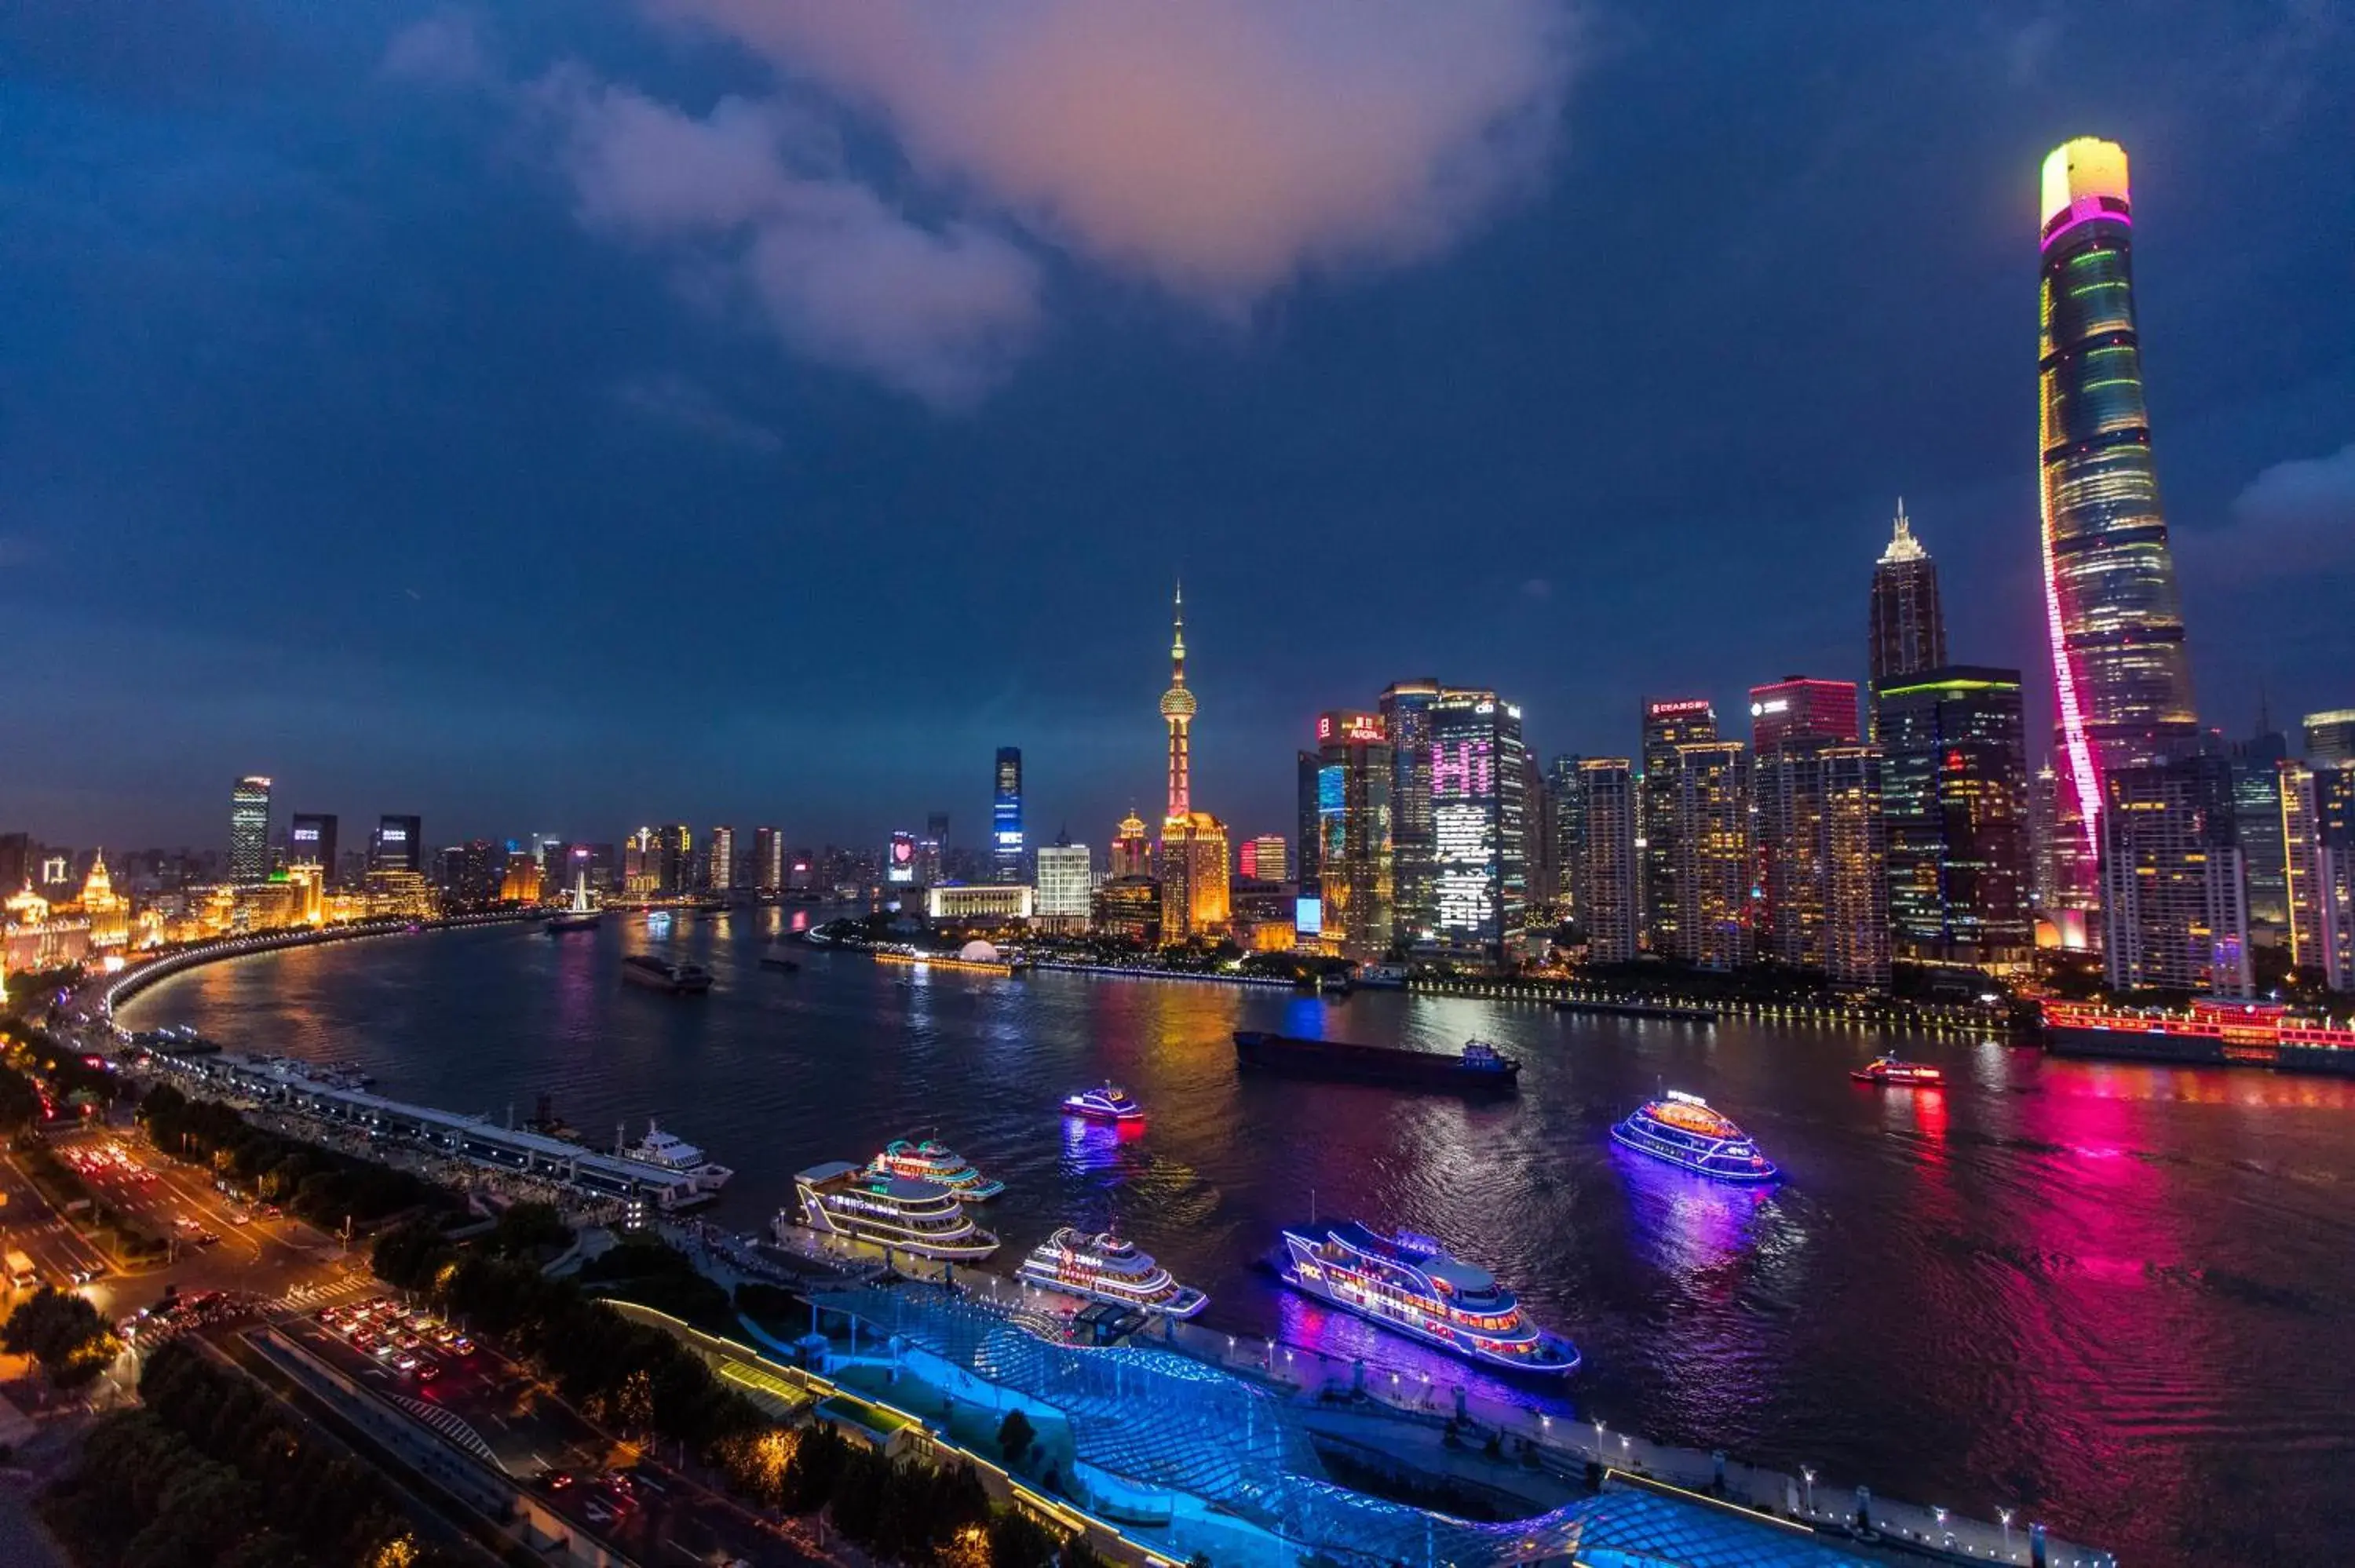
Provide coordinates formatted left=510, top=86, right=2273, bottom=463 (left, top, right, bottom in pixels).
left=1158, top=578, right=1198, bottom=820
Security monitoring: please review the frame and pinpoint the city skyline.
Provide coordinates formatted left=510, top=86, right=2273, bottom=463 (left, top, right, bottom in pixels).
left=6, top=7, right=2350, bottom=850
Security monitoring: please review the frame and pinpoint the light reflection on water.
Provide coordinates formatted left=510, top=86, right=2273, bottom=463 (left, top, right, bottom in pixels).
left=122, top=915, right=2355, bottom=1565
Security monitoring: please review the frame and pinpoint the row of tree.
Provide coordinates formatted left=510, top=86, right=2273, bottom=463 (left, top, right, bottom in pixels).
left=40, top=1338, right=467, bottom=1568
left=137, top=1082, right=453, bottom=1234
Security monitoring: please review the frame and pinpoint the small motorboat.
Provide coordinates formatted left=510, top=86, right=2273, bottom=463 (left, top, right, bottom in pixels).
left=1061, top=1082, right=1144, bottom=1122
left=1850, top=1055, right=1944, bottom=1087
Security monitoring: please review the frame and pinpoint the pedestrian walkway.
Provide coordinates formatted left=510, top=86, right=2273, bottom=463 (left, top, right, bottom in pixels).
left=387, top=1392, right=506, bottom=1473
left=276, top=1274, right=376, bottom=1312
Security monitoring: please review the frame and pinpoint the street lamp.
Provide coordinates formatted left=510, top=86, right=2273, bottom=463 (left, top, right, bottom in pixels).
left=1802, top=1467, right=1816, bottom=1513
left=1999, top=1508, right=2014, bottom=1557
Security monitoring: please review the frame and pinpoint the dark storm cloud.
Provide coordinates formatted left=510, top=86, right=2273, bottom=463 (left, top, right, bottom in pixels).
left=1, top=0, right=2348, bottom=852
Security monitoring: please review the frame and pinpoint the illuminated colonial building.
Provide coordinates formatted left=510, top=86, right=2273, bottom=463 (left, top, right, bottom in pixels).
left=498, top=851, right=543, bottom=903
left=4, top=882, right=92, bottom=972
left=1156, top=586, right=1229, bottom=942
left=69, top=851, right=133, bottom=948
left=2039, top=138, right=2200, bottom=877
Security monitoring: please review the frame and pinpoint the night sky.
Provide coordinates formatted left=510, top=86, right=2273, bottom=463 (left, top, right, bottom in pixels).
left=7, top=2, right=2350, bottom=853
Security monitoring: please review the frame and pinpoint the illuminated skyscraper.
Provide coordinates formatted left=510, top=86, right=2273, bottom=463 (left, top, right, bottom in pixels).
left=371, top=815, right=422, bottom=875
left=1111, top=811, right=1152, bottom=881
left=1751, top=679, right=1861, bottom=969
left=288, top=814, right=338, bottom=881
left=1294, top=753, right=1322, bottom=896
left=1379, top=678, right=1442, bottom=947
left=1034, top=841, right=1092, bottom=932
left=1868, top=501, right=1946, bottom=721
left=229, top=776, right=273, bottom=883
left=654, top=824, right=692, bottom=897
left=2039, top=137, right=2200, bottom=864
left=754, top=826, right=784, bottom=895
left=705, top=826, right=735, bottom=893
left=1876, top=667, right=2034, bottom=969
left=1240, top=836, right=1288, bottom=884
left=1314, top=711, right=1394, bottom=963
left=1429, top=690, right=1527, bottom=970
left=992, top=749, right=1024, bottom=883
left=1641, top=699, right=1716, bottom=952
left=1749, top=677, right=1858, bottom=752
left=1546, top=755, right=1586, bottom=921
left=2098, top=756, right=2248, bottom=996
left=1575, top=759, right=1639, bottom=965
left=918, top=813, right=948, bottom=886
left=1670, top=741, right=1751, bottom=970
left=2306, top=710, right=2355, bottom=764
left=1156, top=585, right=1228, bottom=941
left=1820, top=746, right=1892, bottom=990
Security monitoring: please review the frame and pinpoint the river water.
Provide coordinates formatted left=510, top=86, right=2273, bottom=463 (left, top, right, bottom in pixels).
left=121, top=913, right=2355, bottom=1564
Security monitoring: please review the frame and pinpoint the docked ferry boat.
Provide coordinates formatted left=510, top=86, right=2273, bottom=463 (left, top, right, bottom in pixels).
left=787, top=1161, right=1000, bottom=1260
left=1276, top=1220, right=1577, bottom=1376
left=619, top=1120, right=733, bottom=1192
left=1061, top=1082, right=1145, bottom=1121
left=2042, top=997, right=2355, bottom=1077
left=1850, top=1055, right=1944, bottom=1087
left=1016, top=1227, right=1208, bottom=1318
left=866, top=1139, right=1005, bottom=1201
left=1611, top=1090, right=1780, bottom=1183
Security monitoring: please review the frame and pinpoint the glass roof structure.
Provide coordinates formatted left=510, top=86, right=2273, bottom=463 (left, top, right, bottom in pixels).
left=809, top=1284, right=1896, bottom=1567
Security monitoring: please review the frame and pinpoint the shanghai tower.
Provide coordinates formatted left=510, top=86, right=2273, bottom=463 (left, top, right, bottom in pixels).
left=2038, top=137, right=2199, bottom=857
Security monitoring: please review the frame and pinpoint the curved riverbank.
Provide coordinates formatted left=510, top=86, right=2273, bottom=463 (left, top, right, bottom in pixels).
left=97, top=912, right=536, bottom=1023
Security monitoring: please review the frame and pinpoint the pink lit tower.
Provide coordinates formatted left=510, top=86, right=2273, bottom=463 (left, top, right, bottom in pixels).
left=2037, top=137, right=2200, bottom=874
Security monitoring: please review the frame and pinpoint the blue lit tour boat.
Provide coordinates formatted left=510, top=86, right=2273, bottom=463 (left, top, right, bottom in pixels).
left=1277, top=1220, right=1579, bottom=1376
left=1061, top=1082, right=1144, bottom=1122
left=1611, top=1090, right=1779, bottom=1182
left=1017, top=1227, right=1208, bottom=1318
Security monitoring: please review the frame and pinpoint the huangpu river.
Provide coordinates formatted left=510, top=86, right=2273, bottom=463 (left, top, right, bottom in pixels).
left=123, top=913, right=2355, bottom=1565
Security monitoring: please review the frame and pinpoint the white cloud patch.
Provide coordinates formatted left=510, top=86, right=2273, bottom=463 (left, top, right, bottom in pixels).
left=382, top=10, right=490, bottom=86
left=538, top=71, right=1042, bottom=410
left=2189, top=442, right=2355, bottom=583
left=651, top=0, right=1577, bottom=307
left=610, top=373, right=783, bottom=453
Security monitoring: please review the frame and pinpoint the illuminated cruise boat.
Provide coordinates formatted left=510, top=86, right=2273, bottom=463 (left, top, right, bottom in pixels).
left=787, top=1161, right=1000, bottom=1261
left=1850, top=1055, right=1944, bottom=1088
left=1276, top=1220, right=1576, bottom=1375
left=620, top=1121, right=733, bottom=1191
left=1610, top=1090, right=1779, bottom=1183
left=1061, top=1082, right=1144, bottom=1121
left=1016, top=1227, right=1208, bottom=1318
left=2043, top=997, right=2355, bottom=1078
left=865, top=1138, right=1005, bottom=1201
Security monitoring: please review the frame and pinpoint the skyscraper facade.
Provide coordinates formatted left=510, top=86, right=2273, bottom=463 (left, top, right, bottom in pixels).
left=705, top=826, right=735, bottom=893
left=1751, top=677, right=1860, bottom=752
left=229, top=776, right=273, bottom=883
left=1379, top=679, right=1442, bottom=949
left=1034, top=841, right=1092, bottom=931
left=372, top=815, right=422, bottom=875
left=1294, top=753, right=1322, bottom=897
left=2039, top=137, right=2200, bottom=863
left=1820, top=746, right=1893, bottom=990
left=2229, top=724, right=2291, bottom=928
left=2314, top=768, right=2355, bottom=992
left=2305, top=710, right=2355, bottom=764
left=1868, top=501, right=1946, bottom=722
left=1641, top=699, right=1717, bottom=954
left=1111, top=811, right=1152, bottom=881
left=919, top=813, right=949, bottom=886
left=1575, top=759, right=1639, bottom=965
left=1876, top=667, right=2035, bottom=969
left=1315, top=711, right=1394, bottom=963
left=992, top=749, right=1025, bottom=884
left=655, top=825, right=692, bottom=897
left=1239, top=836, right=1288, bottom=884
left=754, top=826, right=785, bottom=895
left=1546, top=755, right=1586, bottom=922
left=1428, top=691, right=1527, bottom=970
left=1156, top=586, right=1228, bottom=942
left=2098, top=755, right=2249, bottom=996
left=1670, top=740, right=1751, bottom=970
left=288, top=813, right=338, bottom=880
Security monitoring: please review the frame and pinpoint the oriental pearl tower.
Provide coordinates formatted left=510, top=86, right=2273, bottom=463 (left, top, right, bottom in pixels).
left=1156, top=583, right=1227, bottom=939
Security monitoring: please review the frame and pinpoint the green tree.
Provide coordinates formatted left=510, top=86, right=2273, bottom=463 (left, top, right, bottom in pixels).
left=3, top=1285, right=119, bottom=1387
left=996, top=1408, right=1036, bottom=1466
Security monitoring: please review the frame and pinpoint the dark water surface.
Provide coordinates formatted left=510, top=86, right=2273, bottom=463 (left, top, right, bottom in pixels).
left=122, top=914, right=2355, bottom=1564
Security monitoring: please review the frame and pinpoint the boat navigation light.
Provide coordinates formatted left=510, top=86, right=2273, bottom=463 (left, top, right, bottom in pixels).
left=1664, top=1088, right=1707, bottom=1106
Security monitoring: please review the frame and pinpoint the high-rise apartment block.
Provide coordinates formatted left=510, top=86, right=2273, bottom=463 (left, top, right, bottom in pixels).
left=2099, top=756, right=2250, bottom=996
left=1575, top=759, right=1640, bottom=965
left=1641, top=699, right=1717, bottom=954
left=754, top=826, right=784, bottom=895
left=1379, top=678, right=1441, bottom=948
left=705, top=826, right=735, bottom=893
left=1670, top=740, right=1751, bottom=969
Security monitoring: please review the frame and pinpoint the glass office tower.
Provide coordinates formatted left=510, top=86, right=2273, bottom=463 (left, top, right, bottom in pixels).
left=2038, top=137, right=2199, bottom=860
